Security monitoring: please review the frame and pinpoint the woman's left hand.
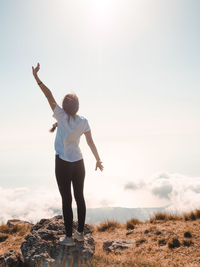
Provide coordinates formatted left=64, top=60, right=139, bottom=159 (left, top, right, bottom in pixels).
left=95, top=160, right=104, bottom=171
left=32, top=63, right=40, bottom=77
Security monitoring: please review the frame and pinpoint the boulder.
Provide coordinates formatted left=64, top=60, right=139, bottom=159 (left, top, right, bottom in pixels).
left=20, top=215, right=94, bottom=267
left=103, top=239, right=135, bottom=253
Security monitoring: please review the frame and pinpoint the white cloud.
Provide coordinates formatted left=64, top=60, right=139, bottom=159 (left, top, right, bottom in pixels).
left=151, top=178, right=173, bottom=199
left=0, top=186, right=62, bottom=225
left=1, top=171, right=200, bottom=225
left=124, top=172, right=200, bottom=214
left=0, top=185, right=113, bottom=224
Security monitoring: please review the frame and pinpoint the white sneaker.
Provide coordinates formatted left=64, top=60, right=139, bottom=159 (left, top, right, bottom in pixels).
left=72, top=230, right=84, bottom=241
left=59, top=236, right=76, bottom=246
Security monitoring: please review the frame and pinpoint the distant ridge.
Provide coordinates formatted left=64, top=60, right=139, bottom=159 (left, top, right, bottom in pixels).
left=0, top=206, right=170, bottom=225
left=50, top=206, right=169, bottom=225
left=83, top=206, right=169, bottom=224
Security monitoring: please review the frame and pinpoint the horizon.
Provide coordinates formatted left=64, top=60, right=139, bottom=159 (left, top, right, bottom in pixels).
left=1, top=0, right=200, bottom=224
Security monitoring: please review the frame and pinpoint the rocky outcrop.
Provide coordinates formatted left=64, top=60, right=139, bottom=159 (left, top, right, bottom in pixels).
left=103, top=239, right=135, bottom=254
left=20, top=215, right=95, bottom=267
left=0, top=250, right=24, bottom=267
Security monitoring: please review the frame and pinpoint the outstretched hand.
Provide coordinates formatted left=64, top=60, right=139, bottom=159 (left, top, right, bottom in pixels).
left=32, top=63, right=40, bottom=77
left=95, top=160, right=104, bottom=171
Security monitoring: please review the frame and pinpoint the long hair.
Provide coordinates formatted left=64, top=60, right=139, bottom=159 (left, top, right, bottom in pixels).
left=49, top=93, right=79, bottom=133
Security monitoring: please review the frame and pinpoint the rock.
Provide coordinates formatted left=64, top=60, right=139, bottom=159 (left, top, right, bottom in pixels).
left=0, top=250, right=24, bottom=267
left=7, top=219, right=34, bottom=228
left=20, top=215, right=94, bottom=267
left=103, top=239, right=135, bottom=253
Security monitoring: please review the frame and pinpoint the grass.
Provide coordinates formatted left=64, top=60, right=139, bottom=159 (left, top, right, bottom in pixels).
left=147, top=209, right=200, bottom=223
left=0, top=223, right=31, bottom=235
left=148, top=211, right=183, bottom=223
left=183, top=209, right=200, bottom=221
left=184, top=231, right=192, bottom=238
left=182, top=239, right=193, bottom=247
left=0, top=222, right=32, bottom=257
left=168, top=237, right=181, bottom=249
left=136, top=237, right=147, bottom=247
left=96, top=219, right=122, bottom=232
left=126, top=218, right=142, bottom=230
left=0, top=233, right=9, bottom=242
left=158, top=238, right=167, bottom=246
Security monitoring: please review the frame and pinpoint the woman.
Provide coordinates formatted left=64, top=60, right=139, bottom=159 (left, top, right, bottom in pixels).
left=32, top=63, right=104, bottom=246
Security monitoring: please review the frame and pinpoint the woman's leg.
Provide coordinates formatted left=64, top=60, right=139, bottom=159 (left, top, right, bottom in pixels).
left=72, top=159, right=86, bottom=233
left=55, top=155, right=73, bottom=237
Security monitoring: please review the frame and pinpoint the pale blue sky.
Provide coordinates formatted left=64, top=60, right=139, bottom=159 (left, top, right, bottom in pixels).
left=1, top=0, right=200, bottom=213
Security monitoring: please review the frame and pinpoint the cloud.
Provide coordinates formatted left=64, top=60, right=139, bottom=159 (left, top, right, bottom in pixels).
left=151, top=178, right=173, bottom=199
left=0, top=186, right=62, bottom=225
left=98, top=198, right=115, bottom=207
left=124, top=172, right=200, bottom=214
left=124, top=181, right=145, bottom=190
left=0, top=186, right=113, bottom=225
left=1, top=171, right=200, bottom=225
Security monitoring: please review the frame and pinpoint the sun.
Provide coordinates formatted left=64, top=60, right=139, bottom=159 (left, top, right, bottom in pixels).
left=87, top=0, right=117, bottom=30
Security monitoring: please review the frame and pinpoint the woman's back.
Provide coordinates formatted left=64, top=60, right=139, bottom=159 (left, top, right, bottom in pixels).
left=53, top=104, right=91, bottom=162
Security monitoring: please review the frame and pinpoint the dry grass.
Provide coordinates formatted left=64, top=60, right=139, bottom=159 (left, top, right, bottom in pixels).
left=87, top=223, right=96, bottom=233
left=90, top=209, right=200, bottom=266
left=96, top=219, right=123, bottom=232
left=147, top=209, right=200, bottom=224
left=0, top=233, right=9, bottom=242
left=148, top=211, right=183, bottom=223
left=168, top=237, right=181, bottom=249
left=0, top=223, right=31, bottom=236
left=183, top=209, right=200, bottom=221
left=1, top=209, right=200, bottom=266
left=0, top=222, right=32, bottom=256
left=184, top=230, right=192, bottom=238
left=126, top=218, right=143, bottom=230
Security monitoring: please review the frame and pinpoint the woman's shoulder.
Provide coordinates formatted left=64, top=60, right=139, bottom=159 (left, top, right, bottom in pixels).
left=77, top=114, right=88, bottom=122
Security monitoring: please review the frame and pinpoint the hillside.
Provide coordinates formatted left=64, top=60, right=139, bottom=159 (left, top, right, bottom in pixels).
left=0, top=209, right=200, bottom=266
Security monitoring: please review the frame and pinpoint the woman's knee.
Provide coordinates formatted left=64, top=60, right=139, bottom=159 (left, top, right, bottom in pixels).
left=74, top=194, right=85, bottom=205
left=61, top=192, right=72, bottom=204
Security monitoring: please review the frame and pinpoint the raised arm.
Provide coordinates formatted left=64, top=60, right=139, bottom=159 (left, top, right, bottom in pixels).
left=84, top=130, right=104, bottom=171
left=32, top=63, right=57, bottom=112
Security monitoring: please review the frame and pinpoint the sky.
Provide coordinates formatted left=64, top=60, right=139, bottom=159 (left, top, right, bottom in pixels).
left=0, top=0, right=200, bottom=223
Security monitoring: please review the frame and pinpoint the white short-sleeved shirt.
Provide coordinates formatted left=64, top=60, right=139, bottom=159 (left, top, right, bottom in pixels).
left=52, top=104, right=91, bottom=162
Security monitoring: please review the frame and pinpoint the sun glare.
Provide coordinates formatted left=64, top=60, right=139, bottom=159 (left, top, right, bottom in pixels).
left=88, top=0, right=116, bottom=30
left=84, top=0, right=153, bottom=38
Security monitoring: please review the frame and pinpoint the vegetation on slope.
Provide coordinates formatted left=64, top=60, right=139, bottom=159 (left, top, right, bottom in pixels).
left=1, top=209, right=200, bottom=266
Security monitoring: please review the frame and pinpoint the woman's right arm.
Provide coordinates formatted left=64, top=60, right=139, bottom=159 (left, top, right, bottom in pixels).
left=32, top=62, right=57, bottom=112
left=84, top=131, right=104, bottom=171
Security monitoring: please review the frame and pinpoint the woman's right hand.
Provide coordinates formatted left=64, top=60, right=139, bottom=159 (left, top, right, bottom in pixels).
left=95, top=160, right=104, bottom=171
left=32, top=62, right=40, bottom=77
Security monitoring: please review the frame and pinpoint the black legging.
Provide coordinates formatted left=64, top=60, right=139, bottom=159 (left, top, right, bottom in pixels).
left=55, top=154, right=86, bottom=237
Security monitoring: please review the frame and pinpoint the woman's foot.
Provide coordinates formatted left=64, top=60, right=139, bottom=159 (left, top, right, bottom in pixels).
left=72, top=230, right=84, bottom=241
left=59, top=236, right=76, bottom=246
